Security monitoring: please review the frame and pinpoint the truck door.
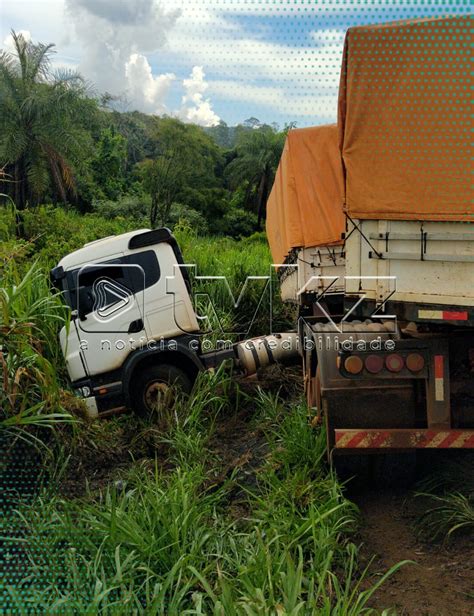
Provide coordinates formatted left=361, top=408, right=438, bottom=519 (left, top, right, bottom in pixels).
left=70, top=251, right=157, bottom=377
left=143, top=243, right=200, bottom=340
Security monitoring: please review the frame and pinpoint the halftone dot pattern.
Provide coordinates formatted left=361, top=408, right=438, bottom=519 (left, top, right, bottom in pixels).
left=339, top=15, right=472, bottom=219
left=1, top=1, right=472, bottom=612
left=176, top=0, right=471, bottom=126
left=0, top=438, right=44, bottom=613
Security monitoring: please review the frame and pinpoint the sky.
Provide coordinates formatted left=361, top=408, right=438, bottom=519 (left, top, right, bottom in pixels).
left=1, top=0, right=471, bottom=127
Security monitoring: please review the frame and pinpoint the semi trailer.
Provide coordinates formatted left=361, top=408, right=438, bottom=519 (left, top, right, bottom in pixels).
left=266, top=15, right=474, bottom=455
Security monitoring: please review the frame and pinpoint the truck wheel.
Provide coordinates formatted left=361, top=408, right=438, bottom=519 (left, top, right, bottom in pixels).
left=131, top=364, right=193, bottom=418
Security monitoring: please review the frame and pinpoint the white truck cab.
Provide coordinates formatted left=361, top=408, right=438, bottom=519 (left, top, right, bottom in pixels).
left=52, top=227, right=299, bottom=418
left=51, top=228, right=203, bottom=416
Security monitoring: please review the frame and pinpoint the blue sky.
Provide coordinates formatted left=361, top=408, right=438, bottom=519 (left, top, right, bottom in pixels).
left=1, top=0, right=471, bottom=127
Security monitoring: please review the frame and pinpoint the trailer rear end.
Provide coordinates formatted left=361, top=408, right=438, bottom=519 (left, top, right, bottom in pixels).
left=267, top=16, right=474, bottom=459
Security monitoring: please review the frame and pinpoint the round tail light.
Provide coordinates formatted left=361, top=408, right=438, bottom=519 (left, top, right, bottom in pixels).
left=385, top=353, right=404, bottom=373
left=406, top=353, right=425, bottom=372
left=365, top=354, right=384, bottom=374
left=344, top=355, right=364, bottom=374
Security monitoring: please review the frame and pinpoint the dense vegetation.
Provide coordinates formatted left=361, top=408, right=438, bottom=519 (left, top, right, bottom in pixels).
left=0, top=202, right=408, bottom=614
left=0, top=32, right=287, bottom=238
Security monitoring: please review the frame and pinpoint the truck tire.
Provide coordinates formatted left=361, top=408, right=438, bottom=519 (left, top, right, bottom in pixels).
left=131, top=364, right=193, bottom=418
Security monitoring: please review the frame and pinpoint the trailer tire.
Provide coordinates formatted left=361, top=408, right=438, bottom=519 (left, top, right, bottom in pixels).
left=131, top=364, right=193, bottom=418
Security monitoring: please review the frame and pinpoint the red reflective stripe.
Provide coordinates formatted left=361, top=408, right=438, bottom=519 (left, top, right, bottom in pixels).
left=346, top=431, right=368, bottom=448
left=437, top=432, right=462, bottom=448
left=442, top=311, right=468, bottom=321
left=465, top=434, right=474, bottom=447
left=434, top=355, right=444, bottom=379
left=369, top=431, right=391, bottom=448
left=334, top=429, right=474, bottom=449
left=420, top=430, right=436, bottom=448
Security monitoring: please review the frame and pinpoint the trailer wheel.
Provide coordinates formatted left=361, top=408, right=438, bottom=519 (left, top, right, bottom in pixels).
left=131, top=364, right=193, bottom=418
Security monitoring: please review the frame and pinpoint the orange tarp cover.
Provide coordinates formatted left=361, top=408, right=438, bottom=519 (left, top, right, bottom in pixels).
left=266, top=125, right=345, bottom=264
left=338, top=15, right=472, bottom=221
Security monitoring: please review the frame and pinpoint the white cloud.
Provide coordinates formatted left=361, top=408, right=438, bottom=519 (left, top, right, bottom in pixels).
left=125, top=54, right=175, bottom=114
left=6, top=0, right=458, bottom=125
left=178, top=66, right=220, bottom=127
left=62, top=0, right=220, bottom=125
left=209, top=80, right=338, bottom=121
left=64, top=0, right=180, bottom=100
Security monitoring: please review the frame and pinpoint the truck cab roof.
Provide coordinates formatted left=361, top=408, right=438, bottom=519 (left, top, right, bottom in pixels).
left=57, top=229, right=151, bottom=270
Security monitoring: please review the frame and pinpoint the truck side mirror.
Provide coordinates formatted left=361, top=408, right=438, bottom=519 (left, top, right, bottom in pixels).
left=50, top=265, right=66, bottom=290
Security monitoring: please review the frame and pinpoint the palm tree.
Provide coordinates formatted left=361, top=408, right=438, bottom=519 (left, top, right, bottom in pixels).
left=0, top=31, right=93, bottom=221
left=225, top=126, right=285, bottom=227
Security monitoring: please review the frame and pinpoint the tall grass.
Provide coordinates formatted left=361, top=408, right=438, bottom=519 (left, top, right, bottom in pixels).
left=0, top=205, right=287, bottom=437
left=3, top=372, right=406, bottom=614
left=174, top=221, right=294, bottom=338
left=0, top=205, right=406, bottom=612
left=415, top=459, right=474, bottom=541
left=0, top=259, right=73, bottom=438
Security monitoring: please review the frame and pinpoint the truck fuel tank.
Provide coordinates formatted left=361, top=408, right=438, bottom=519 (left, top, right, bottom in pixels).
left=235, top=333, right=299, bottom=376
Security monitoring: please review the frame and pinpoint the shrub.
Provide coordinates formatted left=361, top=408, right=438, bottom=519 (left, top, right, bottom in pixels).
left=91, top=195, right=150, bottom=221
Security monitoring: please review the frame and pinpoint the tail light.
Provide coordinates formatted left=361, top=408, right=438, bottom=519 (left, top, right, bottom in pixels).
left=406, top=353, right=425, bottom=372
left=385, top=353, right=404, bottom=373
left=364, top=354, right=385, bottom=374
left=344, top=355, right=364, bottom=374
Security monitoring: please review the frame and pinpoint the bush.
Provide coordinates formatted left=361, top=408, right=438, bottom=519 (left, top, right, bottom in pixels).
left=218, top=207, right=258, bottom=238
left=21, top=205, right=137, bottom=266
left=167, top=203, right=209, bottom=235
left=91, top=194, right=150, bottom=221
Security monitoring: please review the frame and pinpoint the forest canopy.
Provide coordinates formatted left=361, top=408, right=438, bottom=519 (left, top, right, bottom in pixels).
left=0, top=31, right=289, bottom=238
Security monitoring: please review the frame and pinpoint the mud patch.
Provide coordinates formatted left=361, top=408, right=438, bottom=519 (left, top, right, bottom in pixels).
left=356, top=486, right=474, bottom=616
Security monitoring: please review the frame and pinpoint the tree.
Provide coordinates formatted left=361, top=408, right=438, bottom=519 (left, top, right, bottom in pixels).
left=138, top=117, right=224, bottom=228
left=91, top=127, right=127, bottom=200
left=0, top=31, right=94, bottom=222
left=138, top=157, right=181, bottom=227
left=225, top=126, right=285, bottom=227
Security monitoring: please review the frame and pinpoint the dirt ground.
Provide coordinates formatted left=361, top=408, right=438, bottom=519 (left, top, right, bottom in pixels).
left=354, top=461, right=474, bottom=616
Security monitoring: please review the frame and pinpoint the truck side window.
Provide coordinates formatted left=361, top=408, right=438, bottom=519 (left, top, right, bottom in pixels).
left=121, top=251, right=160, bottom=292
left=64, top=251, right=160, bottom=314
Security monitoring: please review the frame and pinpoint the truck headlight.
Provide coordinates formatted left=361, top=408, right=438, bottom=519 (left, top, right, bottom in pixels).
left=77, top=386, right=91, bottom=398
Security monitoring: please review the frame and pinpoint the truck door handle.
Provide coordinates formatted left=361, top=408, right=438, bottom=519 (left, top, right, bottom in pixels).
left=128, top=318, right=144, bottom=334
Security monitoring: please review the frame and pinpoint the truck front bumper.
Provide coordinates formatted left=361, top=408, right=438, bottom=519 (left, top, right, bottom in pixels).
left=73, top=379, right=125, bottom=418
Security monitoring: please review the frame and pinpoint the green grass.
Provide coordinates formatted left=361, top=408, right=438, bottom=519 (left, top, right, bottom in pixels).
left=0, top=205, right=407, bottom=613
left=1, top=370, right=407, bottom=614
left=414, top=459, right=474, bottom=541
left=0, top=204, right=289, bottom=440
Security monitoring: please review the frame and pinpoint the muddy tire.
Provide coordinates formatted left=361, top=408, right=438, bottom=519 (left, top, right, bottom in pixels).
left=131, top=364, right=193, bottom=418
